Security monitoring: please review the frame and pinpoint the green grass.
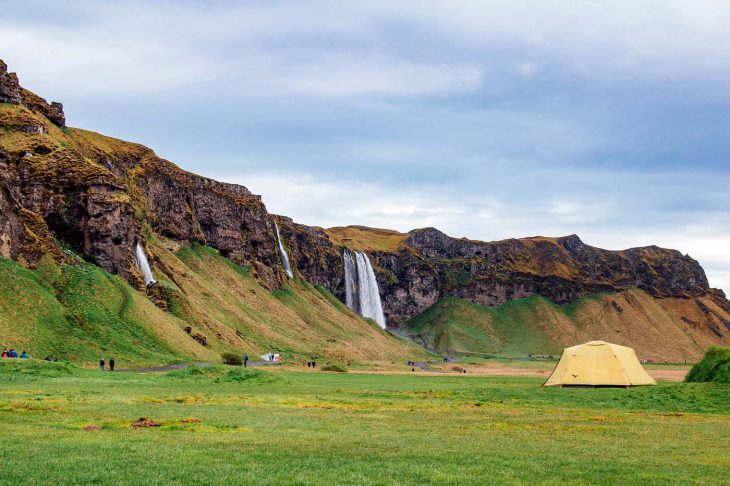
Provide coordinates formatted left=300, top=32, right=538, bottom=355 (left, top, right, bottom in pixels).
left=404, top=296, right=562, bottom=356
left=686, top=347, right=730, bottom=383
left=0, top=258, right=196, bottom=366
left=0, top=360, right=727, bottom=484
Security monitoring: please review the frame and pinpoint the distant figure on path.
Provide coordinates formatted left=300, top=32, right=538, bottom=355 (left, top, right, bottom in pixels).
left=109, top=358, right=115, bottom=372
left=20, top=351, right=29, bottom=359
left=99, top=357, right=105, bottom=371
left=243, top=354, right=248, bottom=367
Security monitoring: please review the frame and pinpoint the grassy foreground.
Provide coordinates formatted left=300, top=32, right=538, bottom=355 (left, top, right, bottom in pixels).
left=0, top=361, right=728, bottom=485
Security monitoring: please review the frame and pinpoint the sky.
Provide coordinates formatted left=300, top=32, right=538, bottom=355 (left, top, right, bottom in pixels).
left=2, top=1, right=729, bottom=292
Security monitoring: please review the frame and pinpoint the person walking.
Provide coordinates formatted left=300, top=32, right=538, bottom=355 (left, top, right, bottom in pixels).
left=109, top=358, right=115, bottom=372
left=99, top=357, right=105, bottom=371
left=243, top=354, right=248, bottom=368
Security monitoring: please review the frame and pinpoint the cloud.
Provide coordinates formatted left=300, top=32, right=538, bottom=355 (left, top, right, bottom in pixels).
left=231, top=167, right=730, bottom=293
left=2, top=1, right=729, bottom=293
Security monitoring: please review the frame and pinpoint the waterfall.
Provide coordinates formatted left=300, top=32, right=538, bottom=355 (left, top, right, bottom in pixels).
left=274, top=222, right=293, bottom=278
left=343, top=250, right=358, bottom=312
left=342, top=250, right=386, bottom=329
left=135, top=243, right=156, bottom=287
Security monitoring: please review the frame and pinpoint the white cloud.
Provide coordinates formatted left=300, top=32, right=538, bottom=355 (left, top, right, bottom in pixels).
left=2, top=1, right=728, bottom=294
left=262, top=61, right=483, bottom=98
left=230, top=169, right=730, bottom=294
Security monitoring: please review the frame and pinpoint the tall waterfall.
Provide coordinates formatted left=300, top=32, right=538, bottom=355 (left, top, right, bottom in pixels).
left=343, top=250, right=358, bottom=311
left=274, top=222, right=293, bottom=278
left=343, top=250, right=386, bottom=328
left=135, top=243, right=156, bottom=287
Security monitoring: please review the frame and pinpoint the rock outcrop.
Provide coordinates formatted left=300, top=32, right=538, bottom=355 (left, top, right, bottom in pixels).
left=0, top=60, right=22, bottom=104
left=1, top=61, right=65, bottom=126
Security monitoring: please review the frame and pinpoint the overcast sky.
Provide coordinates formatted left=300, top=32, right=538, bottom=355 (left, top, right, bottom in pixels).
left=2, top=1, right=729, bottom=292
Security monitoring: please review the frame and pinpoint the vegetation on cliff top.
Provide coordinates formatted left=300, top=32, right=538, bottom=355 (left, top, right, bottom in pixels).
left=326, top=225, right=407, bottom=252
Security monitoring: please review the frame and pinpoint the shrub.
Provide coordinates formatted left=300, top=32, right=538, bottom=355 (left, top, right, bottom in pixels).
left=685, top=347, right=730, bottom=383
left=37, top=253, right=62, bottom=290
left=321, top=364, right=347, bottom=373
left=221, top=353, right=242, bottom=366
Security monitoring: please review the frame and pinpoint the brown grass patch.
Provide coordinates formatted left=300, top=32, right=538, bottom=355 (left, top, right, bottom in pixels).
left=326, top=226, right=407, bottom=252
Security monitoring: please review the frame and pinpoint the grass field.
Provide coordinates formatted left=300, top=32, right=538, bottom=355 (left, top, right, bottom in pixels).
left=0, top=360, right=727, bottom=485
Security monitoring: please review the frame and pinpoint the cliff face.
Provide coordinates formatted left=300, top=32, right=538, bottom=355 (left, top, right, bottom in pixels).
left=1, top=59, right=729, bottom=361
left=0, top=60, right=286, bottom=290
left=319, top=226, right=714, bottom=326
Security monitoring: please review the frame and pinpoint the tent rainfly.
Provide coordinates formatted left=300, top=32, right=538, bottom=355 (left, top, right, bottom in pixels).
left=544, top=341, right=656, bottom=387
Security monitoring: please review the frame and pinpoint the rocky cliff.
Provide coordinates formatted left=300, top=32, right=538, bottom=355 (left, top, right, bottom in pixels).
left=0, top=60, right=286, bottom=291
left=1, top=60, right=729, bottom=361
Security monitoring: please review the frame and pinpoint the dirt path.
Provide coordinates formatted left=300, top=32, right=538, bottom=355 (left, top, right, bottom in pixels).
left=646, top=369, right=687, bottom=382
left=118, top=360, right=283, bottom=372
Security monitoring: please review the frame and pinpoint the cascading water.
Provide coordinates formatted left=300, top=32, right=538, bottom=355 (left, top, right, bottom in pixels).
left=274, top=222, right=293, bottom=278
left=135, top=243, right=156, bottom=287
left=343, top=250, right=358, bottom=312
left=342, top=250, right=386, bottom=329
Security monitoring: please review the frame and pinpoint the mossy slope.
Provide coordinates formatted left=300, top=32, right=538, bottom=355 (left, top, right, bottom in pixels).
left=403, top=290, right=730, bottom=361
left=0, top=258, right=214, bottom=367
left=0, top=240, right=425, bottom=366
left=150, top=239, right=425, bottom=364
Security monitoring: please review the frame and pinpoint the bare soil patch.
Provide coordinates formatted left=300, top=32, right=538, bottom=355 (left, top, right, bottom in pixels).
left=130, top=417, right=162, bottom=429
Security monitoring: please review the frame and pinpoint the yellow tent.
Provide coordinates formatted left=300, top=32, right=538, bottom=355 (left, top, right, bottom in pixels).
left=544, top=341, right=656, bottom=387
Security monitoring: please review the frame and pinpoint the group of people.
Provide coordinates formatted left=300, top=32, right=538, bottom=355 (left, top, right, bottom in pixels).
left=99, top=357, right=115, bottom=371
left=306, top=360, right=317, bottom=368
left=1, top=348, right=29, bottom=359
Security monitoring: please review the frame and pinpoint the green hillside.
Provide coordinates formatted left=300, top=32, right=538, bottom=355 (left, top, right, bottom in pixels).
left=401, top=290, right=730, bottom=361
left=149, top=239, right=425, bottom=364
left=402, top=296, right=564, bottom=356
left=0, top=239, right=425, bottom=367
left=0, top=257, right=212, bottom=367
